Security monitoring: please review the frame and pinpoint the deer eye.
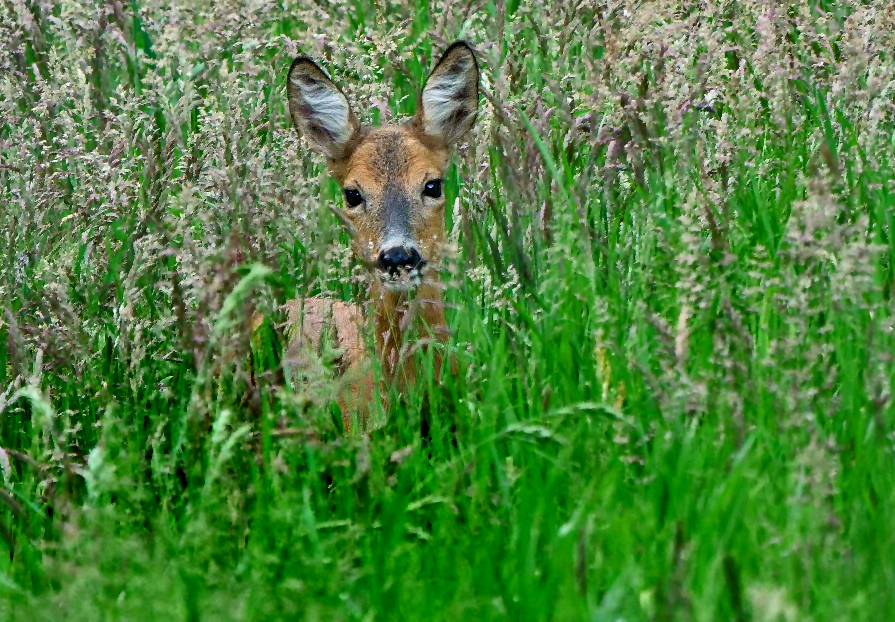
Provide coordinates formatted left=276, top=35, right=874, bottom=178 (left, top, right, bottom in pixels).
left=423, top=179, right=442, bottom=199
left=344, top=188, right=363, bottom=208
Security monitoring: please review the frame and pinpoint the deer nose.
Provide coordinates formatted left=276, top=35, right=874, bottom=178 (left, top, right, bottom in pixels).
left=377, top=246, right=423, bottom=275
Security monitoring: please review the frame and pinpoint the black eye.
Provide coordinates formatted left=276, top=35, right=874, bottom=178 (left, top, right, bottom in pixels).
left=423, top=179, right=442, bottom=199
left=344, top=188, right=363, bottom=208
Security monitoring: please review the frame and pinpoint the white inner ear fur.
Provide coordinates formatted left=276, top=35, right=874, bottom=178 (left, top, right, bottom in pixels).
left=290, top=73, right=354, bottom=148
left=421, top=57, right=476, bottom=142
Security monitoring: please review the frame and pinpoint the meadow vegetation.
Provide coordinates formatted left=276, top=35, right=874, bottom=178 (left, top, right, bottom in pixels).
left=2, top=0, right=895, bottom=619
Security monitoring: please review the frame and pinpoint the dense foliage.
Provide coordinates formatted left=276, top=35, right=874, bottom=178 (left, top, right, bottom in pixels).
left=2, top=1, right=895, bottom=619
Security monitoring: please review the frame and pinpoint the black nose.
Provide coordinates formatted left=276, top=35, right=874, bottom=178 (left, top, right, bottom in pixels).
left=377, top=246, right=423, bottom=275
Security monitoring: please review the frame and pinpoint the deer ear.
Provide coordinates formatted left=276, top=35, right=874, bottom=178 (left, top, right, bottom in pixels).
left=415, top=41, right=479, bottom=146
left=287, top=57, right=359, bottom=159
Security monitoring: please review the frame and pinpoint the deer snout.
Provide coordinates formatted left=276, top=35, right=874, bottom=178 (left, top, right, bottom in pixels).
left=377, top=245, right=423, bottom=276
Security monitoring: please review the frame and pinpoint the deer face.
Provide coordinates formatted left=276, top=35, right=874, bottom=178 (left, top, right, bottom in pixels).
left=287, top=42, right=479, bottom=292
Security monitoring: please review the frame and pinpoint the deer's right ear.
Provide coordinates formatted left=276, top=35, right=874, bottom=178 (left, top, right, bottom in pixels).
left=287, top=58, right=359, bottom=160
left=416, top=41, right=479, bottom=147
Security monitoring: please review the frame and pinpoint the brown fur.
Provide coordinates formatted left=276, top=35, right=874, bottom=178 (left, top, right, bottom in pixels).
left=279, top=41, right=479, bottom=432
left=330, top=128, right=451, bottom=270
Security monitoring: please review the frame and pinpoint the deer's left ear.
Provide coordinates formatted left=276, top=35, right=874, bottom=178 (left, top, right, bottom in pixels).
left=415, top=41, right=479, bottom=147
left=287, top=57, right=359, bottom=160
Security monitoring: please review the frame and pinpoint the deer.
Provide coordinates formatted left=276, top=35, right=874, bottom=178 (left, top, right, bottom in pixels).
left=271, top=41, right=480, bottom=433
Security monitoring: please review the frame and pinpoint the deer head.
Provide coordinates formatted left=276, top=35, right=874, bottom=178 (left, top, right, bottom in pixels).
left=286, top=42, right=479, bottom=293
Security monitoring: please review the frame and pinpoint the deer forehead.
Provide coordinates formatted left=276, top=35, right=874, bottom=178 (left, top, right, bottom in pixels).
left=340, top=128, right=449, bottom=190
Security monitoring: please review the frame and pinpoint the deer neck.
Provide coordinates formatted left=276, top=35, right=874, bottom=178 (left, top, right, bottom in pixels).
left=369, top=278, right=448, bottom=384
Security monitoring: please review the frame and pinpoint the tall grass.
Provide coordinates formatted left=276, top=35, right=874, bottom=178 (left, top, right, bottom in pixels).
left=2, top=0, right=895, bottom=619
